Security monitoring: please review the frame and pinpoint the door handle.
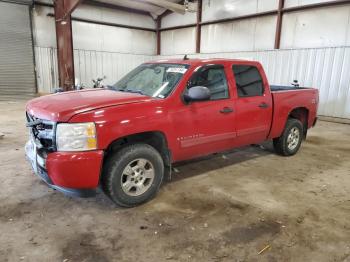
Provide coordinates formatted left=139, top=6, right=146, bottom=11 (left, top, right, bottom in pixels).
left=258, top=102, right=269, bottom=109
left=220, top=107, right=234, bottom=114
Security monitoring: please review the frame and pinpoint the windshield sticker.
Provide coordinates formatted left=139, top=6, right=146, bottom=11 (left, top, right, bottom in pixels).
left=166, top=67, right=188, bottom=74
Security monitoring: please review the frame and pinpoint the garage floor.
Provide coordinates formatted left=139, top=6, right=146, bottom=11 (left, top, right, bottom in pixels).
left=0, top=101, right=349, bottom=262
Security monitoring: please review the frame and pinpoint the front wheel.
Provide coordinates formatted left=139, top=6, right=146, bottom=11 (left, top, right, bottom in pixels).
left=273, top=118, right=303, bottom=156
left=102, top=144, right=164, bottom=207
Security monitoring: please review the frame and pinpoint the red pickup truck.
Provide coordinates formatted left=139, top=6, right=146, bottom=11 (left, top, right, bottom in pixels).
left=25, top=58, right=318, bottom=207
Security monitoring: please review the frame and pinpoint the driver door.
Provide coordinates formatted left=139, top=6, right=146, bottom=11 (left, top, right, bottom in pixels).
left=171, top=64, right=237, bottom=161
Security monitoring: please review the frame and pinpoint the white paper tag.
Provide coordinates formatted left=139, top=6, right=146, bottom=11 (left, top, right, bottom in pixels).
left=166, top=67, right=188, bottom=74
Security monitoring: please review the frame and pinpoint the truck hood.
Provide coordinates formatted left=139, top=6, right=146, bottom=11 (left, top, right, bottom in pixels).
left=26, top=89, right=152, bottom=122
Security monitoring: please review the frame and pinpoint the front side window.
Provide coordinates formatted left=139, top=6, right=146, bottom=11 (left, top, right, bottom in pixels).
left=112, top=63, right=189, bottom=98
left=232, top=65, right=264, bottom=97
left=188, top=66, right=229, bottom=100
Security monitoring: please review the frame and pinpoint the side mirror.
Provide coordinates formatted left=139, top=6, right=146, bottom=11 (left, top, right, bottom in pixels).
left=183, top=86, right=211, bottom=103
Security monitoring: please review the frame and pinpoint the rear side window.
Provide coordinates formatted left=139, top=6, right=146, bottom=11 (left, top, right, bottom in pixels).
left=232, top=65, right=264, bottom=97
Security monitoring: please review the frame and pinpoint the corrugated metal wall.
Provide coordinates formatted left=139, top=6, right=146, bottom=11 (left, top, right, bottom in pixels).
left=35, top=47, right=153, bottom=93
left=36, top=46, right=350, bottom=119
left=158, top=46, right=350, bottom=119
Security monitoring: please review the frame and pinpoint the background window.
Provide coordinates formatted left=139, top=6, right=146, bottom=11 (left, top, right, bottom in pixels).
left=232, top=65, right=264, bottom=97
left=188, top=67, right=229, bottom=100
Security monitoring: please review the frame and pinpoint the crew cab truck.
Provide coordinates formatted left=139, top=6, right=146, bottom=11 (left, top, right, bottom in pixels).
left=25, top=58, right=318, bottom=207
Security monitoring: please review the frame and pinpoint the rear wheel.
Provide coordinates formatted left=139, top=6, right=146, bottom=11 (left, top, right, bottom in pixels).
left=102, top=144, right=164, bottom=207
left=273, top=118, right=303, bottom=156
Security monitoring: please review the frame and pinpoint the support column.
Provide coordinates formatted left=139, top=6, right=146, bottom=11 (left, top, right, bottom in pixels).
left=156, top=17, right=161, bottom=55
left=274, top=0, right=284, bottom=49
left=54, top=0, right=82, bottom=91
left=196, top=0, right=202, bottom=53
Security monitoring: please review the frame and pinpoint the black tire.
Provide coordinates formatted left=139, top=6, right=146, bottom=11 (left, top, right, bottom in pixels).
left=102, top=144, right=164, bottom=207
left=273, top=118, right=303, bottom=156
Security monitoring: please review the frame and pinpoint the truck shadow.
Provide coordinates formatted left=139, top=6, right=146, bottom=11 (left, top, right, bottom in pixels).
left=166, top=141, right=275, bottom=183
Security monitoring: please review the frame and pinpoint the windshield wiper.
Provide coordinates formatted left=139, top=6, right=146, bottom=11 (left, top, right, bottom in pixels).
left=108, top=86, right=147, bottom=96
left=106, top=85, right=116, bottom=90
left=125, top=89, right=147, bottom=96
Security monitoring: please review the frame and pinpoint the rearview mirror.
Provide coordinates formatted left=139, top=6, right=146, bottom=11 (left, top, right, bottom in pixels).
left=183, top=86, right=211, bottom=103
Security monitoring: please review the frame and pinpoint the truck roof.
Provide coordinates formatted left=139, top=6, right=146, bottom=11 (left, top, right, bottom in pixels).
left=148, top=58, right=260, bottom=66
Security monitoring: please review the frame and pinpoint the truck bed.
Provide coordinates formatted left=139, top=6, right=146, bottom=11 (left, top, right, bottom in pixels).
left=270, top=85, right=311, bottom=92
left=268, top=87, right=318, bottom=139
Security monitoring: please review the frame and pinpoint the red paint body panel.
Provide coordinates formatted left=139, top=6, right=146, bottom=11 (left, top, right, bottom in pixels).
left=46, top=150, right=103, bottom=188
left=268, top=89, right=319, bottom=139
left=26, top=58, right=319, bottom=190
left=26, top=88, right=151, bottom=122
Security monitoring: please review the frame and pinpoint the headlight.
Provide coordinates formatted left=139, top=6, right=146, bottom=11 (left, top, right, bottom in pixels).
left=56, top=122, right=97, bottom=151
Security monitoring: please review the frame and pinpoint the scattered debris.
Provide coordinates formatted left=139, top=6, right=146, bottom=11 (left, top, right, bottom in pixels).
left=140, top=226, right=148, bottom=230
left=172, top=167, right=180, bottom=173
left=203, top=223, right=208, bottom=228
left=154, top=231, right=158, bottom=235
left=222, top=154, right=228, bottom=159
left=0, top=132, right=4, bottom=139
left=63, top=259, right=69, bottom=262
left=212, top=255, right=228, bottom=260
left=258, top=244, right=271, bottom=255
left=297, top=216, right=304, bottom=224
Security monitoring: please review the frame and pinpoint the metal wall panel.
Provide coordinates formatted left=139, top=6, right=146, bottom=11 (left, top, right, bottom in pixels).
left=73, top=4, right=156, bottom=29
left=201, top=15, right=277, bottom=53
left=36, top=46, right=350, bottom=119
left=0, top=2, right=36, bottom=100
left=34, top=46, right=58, bottom=94
left=284, top=0, right=338, bottom=8
left=73, top=49, right=153, bottom=88
left=35, top=47, right=153, bottom=93
left=280, top=5, right=350, bottom=49
left=32, top=5, right=157, bottom=54
left=161, top=27, right=196, bottom=55
left=202, top=0, right=278, bottom=22
left=156, top=46, right=350, bottom=119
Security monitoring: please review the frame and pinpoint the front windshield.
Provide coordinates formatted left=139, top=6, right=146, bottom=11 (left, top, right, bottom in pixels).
left=112, top=63, right=189, bottom=98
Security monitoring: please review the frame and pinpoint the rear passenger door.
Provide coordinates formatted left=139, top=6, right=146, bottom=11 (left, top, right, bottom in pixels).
left=232, top=64, right=273, bottom=144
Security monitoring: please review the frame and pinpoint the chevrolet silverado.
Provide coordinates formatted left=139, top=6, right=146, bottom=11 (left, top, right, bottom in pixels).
left=25, top=58, right=319, bottom=207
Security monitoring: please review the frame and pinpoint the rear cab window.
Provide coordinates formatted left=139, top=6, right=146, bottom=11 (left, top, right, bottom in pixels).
left=232, top=65, right=264, bottom=97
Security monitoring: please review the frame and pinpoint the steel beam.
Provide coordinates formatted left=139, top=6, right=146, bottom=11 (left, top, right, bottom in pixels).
left=135, top=0, right=186, bottom=14
left=196, top=0, right=202, bottom=53
left=48, top=13, right=156, bottom=32
left=274, top=0, right=284, bottom=49
left=282, top=0, right=350, bottom=13
left=156, top=17, right=161, bottom=55
left=85, top=0, right=150, bottom=16
left=54, top=0, right=83, bottom=91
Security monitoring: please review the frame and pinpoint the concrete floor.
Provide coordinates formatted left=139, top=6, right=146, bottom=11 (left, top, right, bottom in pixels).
left=0, top=100, right=349, bottom=262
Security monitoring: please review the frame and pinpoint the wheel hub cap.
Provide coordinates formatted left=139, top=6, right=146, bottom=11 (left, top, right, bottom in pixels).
left=121, top=158, right=155, bottom=196
left=287, top=127, right=300, bottom=151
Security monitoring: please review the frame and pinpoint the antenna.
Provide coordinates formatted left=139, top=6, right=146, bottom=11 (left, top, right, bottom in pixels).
left=183, top=54, right=189, bottom=60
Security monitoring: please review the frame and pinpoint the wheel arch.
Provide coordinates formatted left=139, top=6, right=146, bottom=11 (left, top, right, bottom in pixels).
left=288, top=107, right=309, bottom=138
left=104, top=131, right=171, bottom=167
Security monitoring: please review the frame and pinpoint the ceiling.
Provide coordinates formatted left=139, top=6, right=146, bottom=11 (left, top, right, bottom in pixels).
left=35, top=0, right=195, bottom=18
left=90, top=0, right=186, bottom=17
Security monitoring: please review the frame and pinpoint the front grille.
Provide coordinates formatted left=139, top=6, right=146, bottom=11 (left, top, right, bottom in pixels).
left=26, top=112, right=56, bottom=152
